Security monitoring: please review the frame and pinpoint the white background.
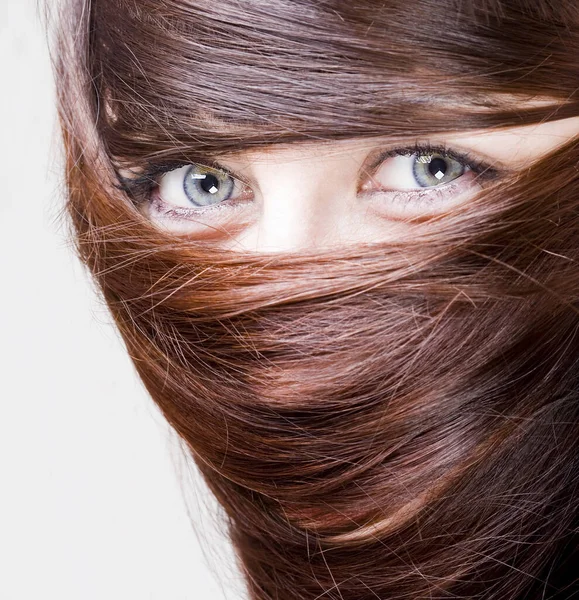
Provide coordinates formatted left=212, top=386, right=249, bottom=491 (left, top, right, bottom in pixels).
left=0, top=1, right=246, bottom=598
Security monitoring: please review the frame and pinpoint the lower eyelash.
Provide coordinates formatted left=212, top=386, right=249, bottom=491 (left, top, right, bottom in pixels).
left=148, top=189, right=251, bottom=219
left=384, top=183, right=460, bottom=211
left=390, top=188, right=445, bottom=207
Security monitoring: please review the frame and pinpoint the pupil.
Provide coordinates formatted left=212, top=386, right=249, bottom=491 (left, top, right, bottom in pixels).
left=428, top=157, right=448, bottom=180
left=201, top=173, right=219, bottom=194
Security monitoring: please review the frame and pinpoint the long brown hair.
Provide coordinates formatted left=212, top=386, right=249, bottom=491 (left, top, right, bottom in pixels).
left=51, top=0, right=579, bottom=597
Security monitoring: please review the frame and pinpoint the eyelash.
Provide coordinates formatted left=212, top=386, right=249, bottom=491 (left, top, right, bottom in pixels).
left=117, top=142, right=499, bottom=219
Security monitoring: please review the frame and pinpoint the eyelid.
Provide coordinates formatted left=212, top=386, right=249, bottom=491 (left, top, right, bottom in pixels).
left=151, top=158, right=252, bottom=188
left=170, top=160, right=253, bottom=191
left=361, top=142, right=509, bottom=181
left=202, top=159, right=253, bottom=187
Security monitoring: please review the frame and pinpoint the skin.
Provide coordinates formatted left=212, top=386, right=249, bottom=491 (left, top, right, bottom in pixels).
left=144, top=116, right=579, bottom=252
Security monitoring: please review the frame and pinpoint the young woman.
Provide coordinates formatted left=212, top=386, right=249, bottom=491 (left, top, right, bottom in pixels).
left=52, top=0, right=579, bottom=598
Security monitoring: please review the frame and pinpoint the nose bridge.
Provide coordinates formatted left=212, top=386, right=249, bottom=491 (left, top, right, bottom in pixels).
left=257, top=181, right=322, bottom=252
left=251, top=154, right=348, bottom=252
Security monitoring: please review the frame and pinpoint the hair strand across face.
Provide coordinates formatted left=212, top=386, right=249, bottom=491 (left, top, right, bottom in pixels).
left=51, top=0, right=579, bottom=598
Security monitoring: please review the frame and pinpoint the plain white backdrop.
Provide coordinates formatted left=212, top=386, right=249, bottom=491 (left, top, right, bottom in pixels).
left=0, top=1, right=246, bottom=598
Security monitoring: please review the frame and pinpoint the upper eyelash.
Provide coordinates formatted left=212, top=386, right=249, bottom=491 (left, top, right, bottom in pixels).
left=367, top=142, right=495, bottom=177
left=116, top=157, right=235, bottom=204
left=116, top=142, right=499, bottom=206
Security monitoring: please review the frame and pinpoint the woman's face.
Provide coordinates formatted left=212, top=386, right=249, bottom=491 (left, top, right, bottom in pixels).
left=139, top=116, right=579, bottom=252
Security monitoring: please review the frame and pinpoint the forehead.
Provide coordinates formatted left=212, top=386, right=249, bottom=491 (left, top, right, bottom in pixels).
left=213, top=116, right=579, bottom=171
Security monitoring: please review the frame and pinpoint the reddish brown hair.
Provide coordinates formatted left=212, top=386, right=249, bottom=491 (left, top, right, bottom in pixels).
left=52, top=0, right=579, bottom=598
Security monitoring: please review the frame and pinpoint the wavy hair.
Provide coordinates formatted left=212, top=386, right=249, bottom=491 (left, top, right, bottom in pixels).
left=51, top=0, right=579, bottom=598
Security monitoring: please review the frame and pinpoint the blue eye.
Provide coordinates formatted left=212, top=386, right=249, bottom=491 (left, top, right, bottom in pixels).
left=412, top=154, right=465, bottom=187
left=357, top=144, right=498, bottom=219
left=367, top=148, right=476, bottom=193
left=150, top=163, right=252, bottom=213
left=183, top=165, right=235, bottom=206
